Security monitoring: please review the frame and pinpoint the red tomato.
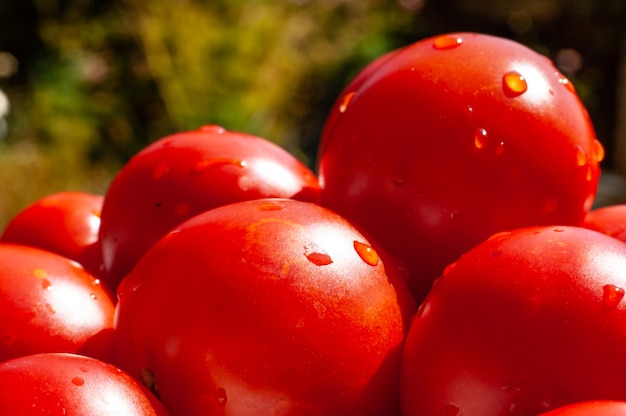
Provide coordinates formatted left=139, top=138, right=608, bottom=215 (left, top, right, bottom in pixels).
left=0, top=353, right=169, bottom=415
left=0, top=243, right=115, bottom=362
left=99, top=125, right=321, bottom=290
left=0, top=191, right=104, bottom=278
left=317, top=32, right=602, bottom=302
left=582, top=204, right=626, bottom=242
left=114, top=198, right=415, bottom=416
left=401, top=226, right=626, bottom=415
left=539, top=401, right=626, bottom=416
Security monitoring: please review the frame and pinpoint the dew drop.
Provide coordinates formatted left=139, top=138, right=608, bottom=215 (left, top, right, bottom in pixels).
left=42, top=279, right=52, bottom=290
left=473, top=128, right=488, bottom=149
left=575, top=146, right=587, bottom=167
left=192, top=158, right=246, bottom=175
left=152, top=161, right=170, bottom=180
left=502, top=71, right=528, bottom=97
left=304, top=243, right=333, bottom=266
left=257, top=201, right=286, bottom=211
left=215, top=387, right=227, bottom=406
left=198, top=125, right=226, bottom=134
left=593, top=139, right=605, bottom=162
left=433, top=35, right=463, bottom=50
left=72, top=377, right=85, bottom=387
left=416, top=301, right=431, bottom=319
left=557, top=74, right=576, bottom=93
left=353, top=241, right=379, bottom=266
left=602, top=284, right=625, bottom=311
left=440, top=403, right=460, bottom=415
left=90, top=293, right=97, bottom=300
left=45, top=303, right=56, bottom=314
left=33, top=269, right=48, bottom=279
left=339, top=91, right=356, bottom=113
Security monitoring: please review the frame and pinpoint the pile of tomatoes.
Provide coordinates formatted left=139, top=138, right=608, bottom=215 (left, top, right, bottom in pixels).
left=1, top=32, right=625, bottom=415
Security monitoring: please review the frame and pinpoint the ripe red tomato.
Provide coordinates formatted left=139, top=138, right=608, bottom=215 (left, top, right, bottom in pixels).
left=538, top=401, right=626, bottom=416
left=0, top=243, right=115, bottom=362
left=0, top=191, right=104, bottom=278
left=401, top=225, right=626, bottom=415
left=114, top=198, right=415, bottom=416
left=99, top=125, right=321, bottom=290
left=0, top=353, right=169, bottom=415
left=582, top=204, right=626, bottom=243
left=317, top=32, right=602, bottom=302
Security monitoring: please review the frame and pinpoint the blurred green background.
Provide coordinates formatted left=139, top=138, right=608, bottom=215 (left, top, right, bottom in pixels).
left=0, top=0, right=625, bottom=229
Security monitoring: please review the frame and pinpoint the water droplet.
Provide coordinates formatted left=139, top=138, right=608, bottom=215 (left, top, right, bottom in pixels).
left=45, top=303, right=56, bottom=314
left=440, top=403, right=460, bottom=415
left=353, top=241, right=379, bottom=266
left=575, top=146, right=587, bottom=167
left=90, top=293, right=97, bottom=300
left=257, top=201, right=286, bottom=211
left=433, top=35, right=463, bottom=50
left=72, top=377, right=85, bottom=387
left=198, top=125, right=225, bottom=134
left=304, top=243, right=333, bottom=266
left=193, top=158, right=246, bottom=174
left=593, top=139, right=605, bottom=162
left=556, top=73, right=576, bottom=93
left=416, top=301, right=431, bottom=319
left=152, top=161, right=170, bottom=179
left=473, top=128, right=488, bottom=149
left=215, top=387, right=227, bottom=406
left=42, top=279, right=52, bottom=290
left=339, top=91, right=356, bottom=113
left=33, top=269, right=48, bottom=279
left=93, top=279, right=101, bottom=286
left=602, top=284, right=625, bottom=311
left=391, top=163, right=410, bottom=187
left=449, top=209, right=461, bottom=220
left=502, top=71, right=528, bottom=97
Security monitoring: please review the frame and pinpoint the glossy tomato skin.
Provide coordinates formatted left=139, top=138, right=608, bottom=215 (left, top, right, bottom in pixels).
left=0, top=191, right=104, bottom=278
left=114, top=198, right=415, bottom=416
left=99, top=125, right=321, bottom=290
left=0, top=353, right=169, bottom=415
left=318, top=32, right=602, bottom=302
left=401, top=226, right=626, bottom=415
left=582, top=204, right=626, bottom=242
left=0, top=243, right=115, bottom=362
left=538, top=401, right=626, bottom=416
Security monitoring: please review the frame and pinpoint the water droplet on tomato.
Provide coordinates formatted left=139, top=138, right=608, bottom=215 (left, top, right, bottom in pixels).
left=257, top=201, right=286, bottom=211
left=353, top=241, right=379, bottom=266
left=473, top=128, right=488, bottom=149
left=416, top=301, right=431, bottom=319
left=41, top=279, right=52, bottom=290
left=45, top=303, right=56, bottom=314
left=502, top=71, right=528, bottom=97
left=90, top=293, right=97, bottom=300
left=304, top=243, right=333, bottom=266
left=33, top=269, right=48, bottom=279
left=557, top=73, right=576, bottom=93
left=433, top=35, right=463, bottom=50
left=215, top=387, right=227, bottom=406
left=72, top=377, right=85, bottom=387
left=193, top=158, right=246, bottom=174
left=593, top=139, right=605, bottom=162
left=602, top=284, right=625, bottom=311
left=440, top=403, right=460, bottom=415
left=198, top=125, right=225, bottom=134
left=575, top=146, right=587, bottom=167
left=152, top=161, right=170, bottom=179
left=339, top=91, right=356, bottom=113
left=391, top=163, right=410, bottom=187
